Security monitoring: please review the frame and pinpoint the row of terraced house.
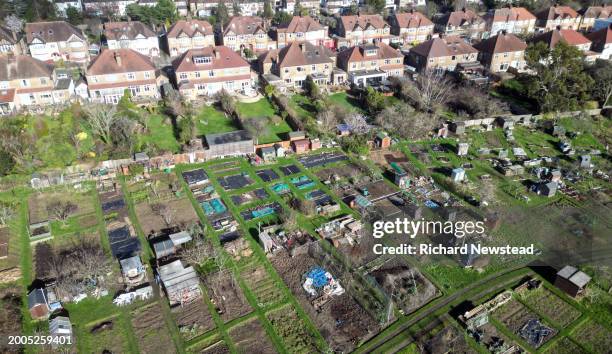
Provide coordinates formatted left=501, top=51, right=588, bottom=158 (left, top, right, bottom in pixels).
left=1, top=4, right=611, bottom=113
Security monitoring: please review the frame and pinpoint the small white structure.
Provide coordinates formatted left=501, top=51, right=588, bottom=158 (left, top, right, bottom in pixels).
left=452, top=168, right=465, bottom=182
left=457, top=143, right=469, bottom=156
left=49, top=316, right=72, bottom=348
left=113, top=285, right=153, bottom=306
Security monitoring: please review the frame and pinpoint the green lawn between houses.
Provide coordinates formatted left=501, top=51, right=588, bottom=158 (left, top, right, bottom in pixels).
left=195, top=105, right=238, bottom=137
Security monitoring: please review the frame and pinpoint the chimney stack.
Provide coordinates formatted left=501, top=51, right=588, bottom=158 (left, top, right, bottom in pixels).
left=114, top=51, right=122, bottom=66
left=214, top=48, right=220, bottom=59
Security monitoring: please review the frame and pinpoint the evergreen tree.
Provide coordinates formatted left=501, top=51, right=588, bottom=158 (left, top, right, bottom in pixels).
left=216, top=1, right=230, bottom=27
left=232, top=1, right=242, bottom=16
left=523, top=41, right=594, bottom=112
left=263, top=0, right=274, bottom=19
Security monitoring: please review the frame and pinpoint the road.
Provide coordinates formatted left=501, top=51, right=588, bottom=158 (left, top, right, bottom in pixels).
left=359, top=264, right=533, bottom=354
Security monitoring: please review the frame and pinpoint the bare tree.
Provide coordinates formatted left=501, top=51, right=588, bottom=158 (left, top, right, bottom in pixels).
left=83, top=104, right=119, bottom=144
left=344, top=113, right=369, bottom=134
left=0, top=203, right=15, bottom=225
left=181, top=239, right=214, bottom=266
left=46, top=200, right=77, bottom=222
left=3, top=15, right=23, bottom=35
left=0, top=127, right=35, bottom=171
left=216, top=89, right=236, bottom=115
left=47, top=239, right=113, bottom=299
left=402, top=70, right=454, bottom=110
left=151, top=202, right=175, bottom=227
left=290, top=197, right=315, bottom=216
left=375, top=102, right=438, bottom=140
left=316, top=109, right=339, bottom=132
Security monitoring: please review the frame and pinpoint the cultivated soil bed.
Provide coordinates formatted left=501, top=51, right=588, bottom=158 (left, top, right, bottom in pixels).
left=270, top=246, right=380, bottom=352
left=203, top=270, right=251, bottom=322
left=131, top=302, right=177, bottom=354
left=369, top=257, right=438, bottom=314
left=172, top=300, right=216, bottom=341
left=0, top=285, right=22, bottom=352
left=228, top=317, right=276, bottom=354
left=135, top=198, right=199, bottom=236
left=493, top=299, right=557, bottom=348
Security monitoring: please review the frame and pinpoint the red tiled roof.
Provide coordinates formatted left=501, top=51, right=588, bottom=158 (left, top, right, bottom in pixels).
left=167, top=20, right=214, bottom=38
left=533, top=29, right=590, bottom=48
left=173, top=46, right=249, bottom=72
left=223, top=16, right=266, bottom=36
left=277, top=16, right=324, bottom=33
left=437, top=9, right=483, bottom=27
left=261, top=41, right=334, bottom=68
left=485, top=7, right=536, bottom=23
left=104, top=21, right=156, bottom=40
left=410, top=35, right=478, bottom=58
left=0, top=54, right=53, bottom=81
left=393, top=11, right=434, bottom=28
left=474, top=32, right=527, bottom=53
left=340, top=15, right=388, bottom=31
left=25, top=21, right=85, bottom=43
left=536, top=6, right=579, bottom=21
left=87, top=48, right=156, bottom=75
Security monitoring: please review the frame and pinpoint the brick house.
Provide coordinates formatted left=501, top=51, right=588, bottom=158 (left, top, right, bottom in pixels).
left=474, top=31, right=527, bottom=72
left=86, top=48, right=165, bottom=104
left=407, top=35, right=479, bottom=72
left=25, top=21, right=89, bottom=63
left=388, top=10, right=434, bottom=45
left=336, top=42, right=403, bottom=87
left=173, top=45, right=253, bottom=99
left=165, top=19, right=215, bottom=57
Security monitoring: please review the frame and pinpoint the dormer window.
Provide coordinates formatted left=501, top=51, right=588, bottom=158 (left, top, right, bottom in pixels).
left=297, top=32, right=304, bottom=38
left=365, top=49, right=377, bottom=56
left=193, top=56, right=212, bottom=64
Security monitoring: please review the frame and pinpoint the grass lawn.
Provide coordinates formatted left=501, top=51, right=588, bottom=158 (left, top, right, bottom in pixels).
left=328, top=92, right=364, bottom=113
left=235, top=98, right=292, bottom=143
left=195, top=105, right=238, bottom=136
left=289, top=94, right=317, bottom=121
left=236, top=98, right=277, bottom=118
left=258, top=120, right=293, bottom=144
left=138, top=114, right=181, bottom=153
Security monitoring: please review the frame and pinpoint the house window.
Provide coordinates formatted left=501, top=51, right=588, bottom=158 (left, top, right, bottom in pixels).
left=351, top=63, right=356, bottom=69
left=451, top=55, right=456, bottom=60
left=193, top=56, right=212, bottom=64
left=195, top=71, right=201, bottom=78
left=311, top=65, right=316, bottom=71
left=179, top=73, right=188, bottom=80
left=126, top=72, right=135, bottom=80
left=384, top=59, right=390, bottom=64
left=40, top=78, right=47, bottom=85
left=209, top=70, right=214, bottom=77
